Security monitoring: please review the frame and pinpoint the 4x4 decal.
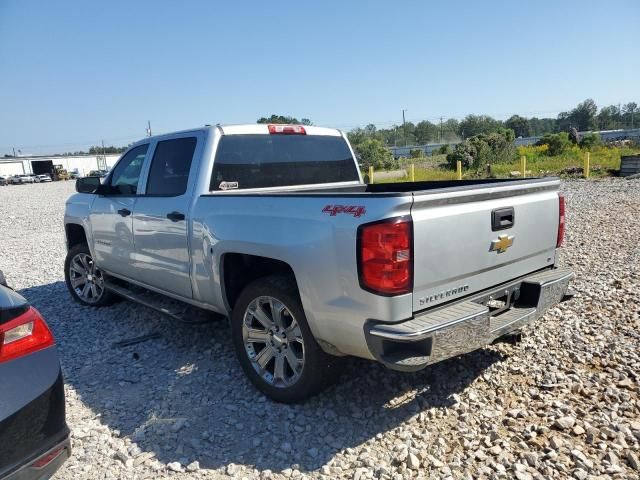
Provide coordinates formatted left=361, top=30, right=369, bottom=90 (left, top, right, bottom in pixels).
left=322, top=205, right=366, bottom=217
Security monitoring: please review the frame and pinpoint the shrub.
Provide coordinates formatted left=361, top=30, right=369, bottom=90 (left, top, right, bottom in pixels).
left=447, top=141, right=476, bottom=169
left=537, top=132, right=571, bottom=156
left=517, top=144, right=549, bottom=158
left=579, top=132, right=602, bottom=150
left=447, top=130, right=516, bottom=170
left=437, top=144, right=451, bottom=155
left=354, top=138, right=398, bottom=170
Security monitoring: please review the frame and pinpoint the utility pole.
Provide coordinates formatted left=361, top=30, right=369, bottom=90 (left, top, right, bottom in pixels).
left=402, top=109, right=407, bottom=146
left=439, top=117, right=444, bottom=143
left=147, top=121, right=152, bottom=137
left=101, top=139, right=105, bottom=156
left=12, top=147, right=16, bottom=158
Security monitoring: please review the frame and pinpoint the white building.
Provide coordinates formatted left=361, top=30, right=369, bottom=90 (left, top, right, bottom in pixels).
left=0, top=154, right=121, bottom=177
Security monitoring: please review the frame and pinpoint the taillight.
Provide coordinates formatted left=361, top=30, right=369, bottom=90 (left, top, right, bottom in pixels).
left=357, top=217, right=413, bottom=296
left=0, top=307, right=54, bottom=363
left=268, top=124, right=306, bottom=135
left=557, top=193, right=565, bottom=247
left=32, top=446, right=67, bottom=468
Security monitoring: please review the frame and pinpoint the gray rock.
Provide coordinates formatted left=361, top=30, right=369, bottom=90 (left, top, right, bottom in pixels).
left=554, top=416, right=576, bottom=430
left=407, top=453, right=420, bottom=470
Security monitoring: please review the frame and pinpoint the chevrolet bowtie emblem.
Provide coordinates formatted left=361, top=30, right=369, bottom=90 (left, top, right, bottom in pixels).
left=490, top=234, right=514, bottom=253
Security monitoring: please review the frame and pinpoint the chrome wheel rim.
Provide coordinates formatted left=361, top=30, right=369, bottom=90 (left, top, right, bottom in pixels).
left=242, top=296, right=305, bottom=388
left=69, top=253, right=105, bottom=303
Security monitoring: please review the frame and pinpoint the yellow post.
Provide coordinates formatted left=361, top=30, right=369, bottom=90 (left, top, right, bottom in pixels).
left=410, top=163, right=415, bottom=182
left=456, top=160, right=462, bottom=180
left=584, top=152, right=590, bottom=178
left=368, top=165, right=374, bottom=184
left=521, top=156, right=527, bottom=178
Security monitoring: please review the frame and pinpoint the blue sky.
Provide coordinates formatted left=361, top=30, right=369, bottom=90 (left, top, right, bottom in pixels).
left=1, top=0, right=638, bottom=155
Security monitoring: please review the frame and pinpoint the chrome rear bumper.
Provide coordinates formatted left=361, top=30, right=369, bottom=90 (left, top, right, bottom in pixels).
left=365, top=267, right=574, bottom=372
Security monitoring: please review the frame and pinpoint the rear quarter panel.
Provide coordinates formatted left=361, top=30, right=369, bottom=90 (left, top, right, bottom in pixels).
left=191, top=193, right=413, bottom=359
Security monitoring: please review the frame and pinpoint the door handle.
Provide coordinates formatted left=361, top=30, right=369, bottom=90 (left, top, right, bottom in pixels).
left=166, top=211, right=185, bottom=222
left=117, top=208, right=131, bottom=217
left=492, top=207, right=514, bottom=231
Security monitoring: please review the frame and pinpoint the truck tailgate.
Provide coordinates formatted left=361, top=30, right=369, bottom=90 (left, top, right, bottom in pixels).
left=411, top=180, right=560, bottom=312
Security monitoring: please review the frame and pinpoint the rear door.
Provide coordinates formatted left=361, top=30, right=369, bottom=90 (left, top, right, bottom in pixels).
left=90, top=144, right=149, bottom=278
left=131, top=133, right=201, bottom=298
left=411, top=181, right=560, bottom=312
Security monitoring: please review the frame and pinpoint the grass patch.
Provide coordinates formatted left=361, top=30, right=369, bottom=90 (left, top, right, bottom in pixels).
left=370, top=146, right=640, bottom=183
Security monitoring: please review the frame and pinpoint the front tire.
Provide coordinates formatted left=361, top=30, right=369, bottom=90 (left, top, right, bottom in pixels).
left=64, top=243, right=115, bottom=307
left=231, top=275, right=339, bottom=403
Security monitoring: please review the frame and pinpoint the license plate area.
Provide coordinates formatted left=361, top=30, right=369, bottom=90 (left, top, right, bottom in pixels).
left=478, top=284, right=521, bottom=316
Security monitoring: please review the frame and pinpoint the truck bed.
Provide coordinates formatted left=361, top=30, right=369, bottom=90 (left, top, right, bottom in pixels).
left=204, top=177, right=557, bottom=196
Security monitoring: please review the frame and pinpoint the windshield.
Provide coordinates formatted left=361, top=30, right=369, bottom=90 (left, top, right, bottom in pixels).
left=210, top=134, right=359, bottom=190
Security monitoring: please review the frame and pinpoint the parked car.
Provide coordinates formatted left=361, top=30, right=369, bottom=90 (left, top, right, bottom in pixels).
left=9, top=174, right=36, bottom=185
left=0, top=176, right=7, bottom=186
left=0, top=271, right=70, bottom=479
left=67, top=124, right=573, bottom=402
left=34, top=174, right=52, bottom=183
left=87, top=170, right=109, bottom=178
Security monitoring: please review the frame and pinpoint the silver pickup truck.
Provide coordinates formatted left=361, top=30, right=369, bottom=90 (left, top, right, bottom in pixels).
left=65, top=123, right=573, bottom=402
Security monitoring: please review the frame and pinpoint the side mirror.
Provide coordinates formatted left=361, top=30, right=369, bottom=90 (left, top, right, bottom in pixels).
left=76, top=176, right=102, bottom=194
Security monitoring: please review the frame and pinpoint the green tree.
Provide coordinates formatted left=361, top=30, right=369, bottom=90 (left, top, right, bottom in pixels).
left=354, top=138, right=396, bottom=170
left=347, top=128, right=367, bottom=147
left=623, top=102, right=638, bottom=128
left=441, top=118, right=461, bottom=142
left=567, top=99, right=598, bottom=131
left=257, top=114, right=311, bottom=124
left=505, top=115, right=530, bottom=137
left=458, top=115, right=502, bottom=138
left=596, top=105, right=624, bottom=130
left=529, top=117, right=557, bottom=136
left=414, top=120, right=438, bottom=144
left=364, top=123, right=377, bottom=136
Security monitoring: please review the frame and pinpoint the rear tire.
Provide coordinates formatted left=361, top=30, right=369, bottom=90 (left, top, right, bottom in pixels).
left=64, top=243, right=115, bottom=307
left=231, top=275, right=340, bottom=403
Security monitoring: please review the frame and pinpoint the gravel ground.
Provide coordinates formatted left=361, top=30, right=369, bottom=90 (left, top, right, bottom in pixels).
left=0, top=179, right=638, bottom=480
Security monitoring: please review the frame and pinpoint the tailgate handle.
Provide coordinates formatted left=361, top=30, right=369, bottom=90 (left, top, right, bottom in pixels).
left=492, top=207, right=514, bottom=231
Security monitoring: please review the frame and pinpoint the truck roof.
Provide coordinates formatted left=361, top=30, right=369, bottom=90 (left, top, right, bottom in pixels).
left=218, top=124, right=342, bottom=137
left=131, top=124, right=343, bottom=148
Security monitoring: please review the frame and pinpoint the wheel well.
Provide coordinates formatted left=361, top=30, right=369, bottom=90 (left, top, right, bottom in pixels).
left=222, top=253, right=297, bottom=310
left=65, top=224, right=87, bottom=249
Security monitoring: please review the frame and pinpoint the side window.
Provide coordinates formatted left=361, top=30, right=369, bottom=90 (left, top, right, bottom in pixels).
left=108, top=144, right=148, bottom=195
left=146, top=137, right=197, bottom=196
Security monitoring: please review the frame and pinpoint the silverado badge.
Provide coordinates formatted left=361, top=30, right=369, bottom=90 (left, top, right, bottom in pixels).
left=490, top=234, right=514, bottom=253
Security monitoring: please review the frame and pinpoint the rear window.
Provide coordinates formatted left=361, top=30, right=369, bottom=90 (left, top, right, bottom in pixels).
left=210, top=134, right=358, bottom=190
